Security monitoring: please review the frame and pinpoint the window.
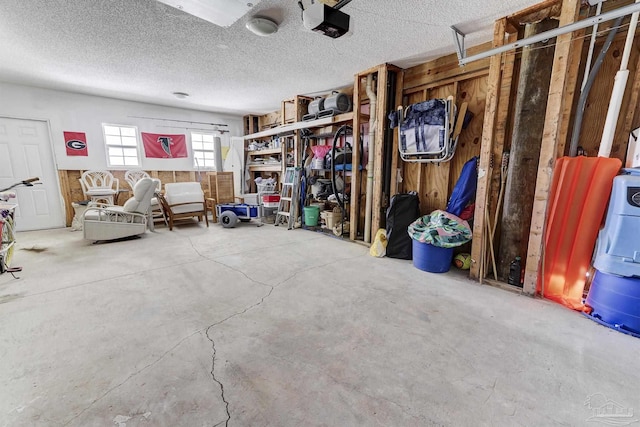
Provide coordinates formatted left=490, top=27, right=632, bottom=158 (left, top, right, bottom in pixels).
left=103, top=124, right=140, bottom=167
left=191, top=132, right=216, bottom=169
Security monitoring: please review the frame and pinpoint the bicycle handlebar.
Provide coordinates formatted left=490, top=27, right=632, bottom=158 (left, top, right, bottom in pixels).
left=0, top=178, right=41, bottom=192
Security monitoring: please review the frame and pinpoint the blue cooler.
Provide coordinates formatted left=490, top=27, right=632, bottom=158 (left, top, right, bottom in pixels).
left=585, top=270, right=640, bottom=337
left=412, top=240, right=454, bottom=273
left=594, top=168, right=640, bottom=278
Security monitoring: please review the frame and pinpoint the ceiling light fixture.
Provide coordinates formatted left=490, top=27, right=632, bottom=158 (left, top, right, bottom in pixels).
left=246, top=17, right=278, bottom=36
left=172, top=91, right=190, bottom=99
left=156, top=0, right=262, bottom=27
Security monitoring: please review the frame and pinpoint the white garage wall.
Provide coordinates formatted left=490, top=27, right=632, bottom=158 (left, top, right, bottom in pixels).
left=0, top=82, right=243, bottom=171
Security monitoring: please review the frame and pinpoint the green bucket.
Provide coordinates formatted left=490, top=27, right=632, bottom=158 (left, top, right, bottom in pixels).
left=303, top=206, right=320, bottom=226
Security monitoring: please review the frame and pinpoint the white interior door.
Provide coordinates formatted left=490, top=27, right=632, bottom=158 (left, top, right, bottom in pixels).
left=0, top=117, right=65, bottom=231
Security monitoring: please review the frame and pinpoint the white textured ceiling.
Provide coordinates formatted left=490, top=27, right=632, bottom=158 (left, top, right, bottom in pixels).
left=0, top=0, right=536, bottom=115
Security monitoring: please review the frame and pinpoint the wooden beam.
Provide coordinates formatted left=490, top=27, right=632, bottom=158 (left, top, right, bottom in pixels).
left=371, top=65, right=389, bottom=239
left=389, top=69, right=404, bottom=198
left=350, top=74, right=363, bottom=241
left=555, top=21, right=586, bottom=158
left=58, top=170, right=73, bottom=227
left=508, top=0, right=561, bottom=24
left=487, top=30, right=518, bottom=236
left=470, top=18, right=507, bottom=280
left=404, top=69, right=490, bottom=95
left=497, top=18, right=558, bottom=280
left=403, top=56, right=491, bottom=91
left=523, top=0, right=582, bottom=296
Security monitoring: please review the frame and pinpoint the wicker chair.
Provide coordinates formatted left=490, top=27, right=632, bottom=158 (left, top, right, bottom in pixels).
left=79, top=170, right=119, bottom=205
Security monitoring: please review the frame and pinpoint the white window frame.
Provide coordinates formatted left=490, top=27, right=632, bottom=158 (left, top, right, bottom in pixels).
left=102, top=124, right=141, bottom=168
left=191, top=131, right=217, bottom=170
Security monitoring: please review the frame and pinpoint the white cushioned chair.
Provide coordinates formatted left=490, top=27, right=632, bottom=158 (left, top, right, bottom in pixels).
left=159, top=182, right=209, bottom=231
left=83, top=178, right=156, bottom=242
left=124, top=169, right=163, bottom=225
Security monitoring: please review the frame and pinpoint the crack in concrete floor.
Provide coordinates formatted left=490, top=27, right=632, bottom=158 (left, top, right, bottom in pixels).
left=192, top=235, right=366, bottom=427
left=55, top=235, right=364, bottom=426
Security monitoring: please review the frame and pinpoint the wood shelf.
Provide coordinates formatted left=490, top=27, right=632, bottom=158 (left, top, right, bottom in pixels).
left=248, top=164, right=282, bottom=172
left=247, top=147, right=282, bottom=156
left=243, top=112, right=355, bottom=140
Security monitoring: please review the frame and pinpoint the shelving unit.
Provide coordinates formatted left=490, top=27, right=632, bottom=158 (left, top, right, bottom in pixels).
left=241, top=72, right=401, bottom=240
left=247, top=147, right=283, bottom=173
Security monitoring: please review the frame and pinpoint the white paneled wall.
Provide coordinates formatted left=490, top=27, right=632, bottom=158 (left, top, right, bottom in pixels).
left=0, top=82, right=243, bottom=171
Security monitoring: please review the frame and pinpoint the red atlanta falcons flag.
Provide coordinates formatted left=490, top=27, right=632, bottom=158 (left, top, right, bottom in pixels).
left=141, top=132, right=188, bottom=158
left=63, top=131, right=88, bottom=156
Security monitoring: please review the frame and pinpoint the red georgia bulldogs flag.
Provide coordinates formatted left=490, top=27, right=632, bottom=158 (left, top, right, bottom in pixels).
left=141, top=132, right=187, bottom=158
left=63, top=131, right=88, bottom=156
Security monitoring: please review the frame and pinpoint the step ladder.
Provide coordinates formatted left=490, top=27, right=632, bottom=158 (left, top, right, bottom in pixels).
left=275, top=167, right=301, bottom=229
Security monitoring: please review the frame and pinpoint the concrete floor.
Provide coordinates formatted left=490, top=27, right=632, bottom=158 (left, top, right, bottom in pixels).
left=1, top=222, right=640, bottom=427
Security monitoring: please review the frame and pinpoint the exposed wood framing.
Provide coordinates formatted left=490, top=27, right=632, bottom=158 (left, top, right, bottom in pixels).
left=57, top=170, right=73, bottom=227
left=498, top=18, right=559, bottom=281
left=484, top=31, right=518, bottom=277
left=371, top=65, right=389, bottom=240
left=398, top=39, right=490, bottom=256
left=404, top=69, right=489, bottom=96
left=470, top=18, right=509, bottom=280
left=348, top=64, right=403, bottom=242
left=403, top=44, right=492, bottom=92
left=507, top=0, right=562, bottom=28
left=350, top=74, right=364, bottom=241
left=555, top=23, right=586, bottom=158
left=523, top=0, right=582, bottom=295
left=58, top=169, right=214, bottom=227
left=389, top=69, right=404, bottom=198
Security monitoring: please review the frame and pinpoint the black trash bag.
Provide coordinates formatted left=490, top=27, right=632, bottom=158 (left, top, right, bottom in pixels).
left=385, top=192, right=421, bottom=259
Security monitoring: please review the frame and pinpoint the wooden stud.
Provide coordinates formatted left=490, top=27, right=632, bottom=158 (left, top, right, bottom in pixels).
left=389, top=69, right=404, bottom=199
left=58, top=170, right=73, bottom=227
left=350, top=74, right=363, bottom=241
left=470, top=18, right=508, bottom=280
left=523, top=0, right=581, bottom=296
left=371, top=65, right=389, bottom=239
left=555, top=26, right=586, bottom=158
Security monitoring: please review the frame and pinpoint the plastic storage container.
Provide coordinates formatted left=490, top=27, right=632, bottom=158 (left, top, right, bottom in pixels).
left=303, top=206, right=320, bottom=226
left=412, top=240, right=454, bottom=273
left=321, top=210, right=341, bottom=229
left=594, top=168, right=640, bottom=278
left=262, top=194, right=280, bottom=208
left=585, top=269, right=640, bottom=337
left=243, top=193, right=259, bottom=205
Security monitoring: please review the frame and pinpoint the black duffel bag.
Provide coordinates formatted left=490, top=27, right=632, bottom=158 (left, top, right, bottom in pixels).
left=385, top=192, right=421, bottom=259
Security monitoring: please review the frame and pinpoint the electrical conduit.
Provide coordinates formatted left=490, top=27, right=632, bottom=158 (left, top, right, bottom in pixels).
left=569, top=16, right=623, bottom=157
left=364, top=74, right=377, bottom=243
left=599, top=0, right=640, bottom=158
